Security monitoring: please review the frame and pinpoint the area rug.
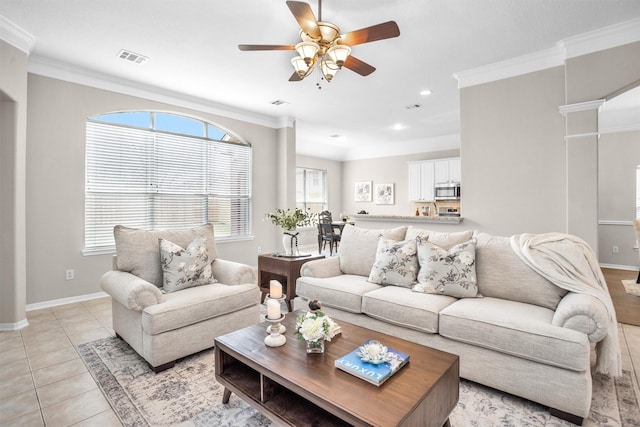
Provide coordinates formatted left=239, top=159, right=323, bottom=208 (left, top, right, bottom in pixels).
left=622, top=279, right=640, bottom=296
left=78, top=336, right=640, bottom=427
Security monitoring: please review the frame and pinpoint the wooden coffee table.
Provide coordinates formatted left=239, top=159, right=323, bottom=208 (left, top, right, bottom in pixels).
left=214, top=311, right=459, bottom=427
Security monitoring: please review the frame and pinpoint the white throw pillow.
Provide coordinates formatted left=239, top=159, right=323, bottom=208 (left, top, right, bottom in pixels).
left=413, top=237, right=480, bottom=298
left=368, top=237, right=418, bottom=287
left=159, top=236, right=214, bottom=293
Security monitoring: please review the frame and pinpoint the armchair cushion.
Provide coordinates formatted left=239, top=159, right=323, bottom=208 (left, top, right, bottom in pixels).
left=114, top=224, right=217, bottom=287
left=160, top=236, right=214, bottom=292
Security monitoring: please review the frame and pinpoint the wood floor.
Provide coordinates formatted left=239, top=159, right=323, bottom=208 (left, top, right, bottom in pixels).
left=603, top=267, right=640, bottom=326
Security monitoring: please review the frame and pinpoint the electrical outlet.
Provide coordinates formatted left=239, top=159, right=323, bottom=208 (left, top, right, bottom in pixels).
left=65, top=269, right=74, bottom=280
left=612, top=246, right=620, bottom=254
left=257, top=246, right=262, bottom=254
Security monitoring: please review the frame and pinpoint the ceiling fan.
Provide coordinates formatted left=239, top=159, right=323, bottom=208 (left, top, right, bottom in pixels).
left=238, top=0, right=400, bottom=83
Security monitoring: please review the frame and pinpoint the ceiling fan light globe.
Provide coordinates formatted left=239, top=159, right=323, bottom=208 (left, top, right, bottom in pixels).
left=327, top=44, right=351, bottom=68
left=321, top=59, right=338, bottom=81
left=295, top=41, right=320, bottom=65
left=318, top=22, right=341, bottom=43
left=291, top=56, right=310, bottom=76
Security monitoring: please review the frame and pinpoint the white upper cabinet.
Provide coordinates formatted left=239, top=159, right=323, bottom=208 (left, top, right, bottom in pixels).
left=434, top=158, right=461, bottom=184
left=408, top=161, right=435, bottom=202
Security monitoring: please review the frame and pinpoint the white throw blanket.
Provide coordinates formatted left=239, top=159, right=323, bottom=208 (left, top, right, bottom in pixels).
left=510, top=232, right=621, bottom=377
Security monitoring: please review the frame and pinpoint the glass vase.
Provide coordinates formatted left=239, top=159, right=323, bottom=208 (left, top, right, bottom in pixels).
left=306, top=339, right=325, bottom=354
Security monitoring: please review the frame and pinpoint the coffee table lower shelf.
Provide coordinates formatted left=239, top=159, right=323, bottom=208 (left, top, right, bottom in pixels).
left=218, top=357, right=350, bottom=427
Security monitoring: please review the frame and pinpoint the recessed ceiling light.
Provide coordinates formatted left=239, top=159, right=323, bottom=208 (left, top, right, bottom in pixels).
left=117, top=49, right=148, bottom=64
left=420, top=89, right=432, bottom=96
left=392, top=123, right=406, bottom=131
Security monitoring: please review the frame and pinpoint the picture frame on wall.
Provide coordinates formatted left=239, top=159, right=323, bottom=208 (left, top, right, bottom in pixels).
left=354, top=181, right=372, bottom=202
left=375, top=183, right=394, bottom=205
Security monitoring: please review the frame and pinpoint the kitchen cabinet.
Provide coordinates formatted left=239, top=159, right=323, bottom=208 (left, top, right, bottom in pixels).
left=408, top=161, right=435, bottom=201
left=434, top=158, right=461, bottom=184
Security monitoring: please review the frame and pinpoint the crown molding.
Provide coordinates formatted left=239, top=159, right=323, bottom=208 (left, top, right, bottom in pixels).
left=278, top=116, right=295, bottom=128
left=599, top=122, right=640, bottom=134
left=27, top=54, right=282, bottom=129
left=0, top=15, right=35, bottom=54
left=559, top=17, right=640, bottom=59
left=558, top=99, right=605, bottom=116
left=454, top=17, right=640, bottom=89
left=454, top=47, right=564, bottom=89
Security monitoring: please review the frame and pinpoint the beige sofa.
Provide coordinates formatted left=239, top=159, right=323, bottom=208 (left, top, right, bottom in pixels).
left=100, top=224, right=261, bottom=372
left=293, top=225, right=617, bottom=425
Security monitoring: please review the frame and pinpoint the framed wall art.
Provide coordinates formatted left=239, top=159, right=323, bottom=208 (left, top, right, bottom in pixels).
left=354, top=181, right=372, bottom=202
left=375, top=183, right=394, bottom=205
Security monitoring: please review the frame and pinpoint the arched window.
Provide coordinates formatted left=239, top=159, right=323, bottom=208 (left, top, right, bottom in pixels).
left=84, top=111, right=252, bottom=252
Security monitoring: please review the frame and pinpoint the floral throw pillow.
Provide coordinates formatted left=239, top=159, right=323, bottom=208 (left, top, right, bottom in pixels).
left=159, top=236, right=214, bottom=293
left=413, top=237, right=480, bottom=298
left=368, top=237, right=418, bottom=288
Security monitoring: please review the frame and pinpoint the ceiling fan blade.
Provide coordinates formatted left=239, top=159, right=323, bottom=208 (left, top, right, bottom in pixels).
left=286, top=1, right=320, bottom=39
left=343, top=56, right=376, bottom=76
left=289, top=72, right=303, bottom=82
left=340, top=21, right=400, bottom=46
left=238, top=44, right=295, bottom=51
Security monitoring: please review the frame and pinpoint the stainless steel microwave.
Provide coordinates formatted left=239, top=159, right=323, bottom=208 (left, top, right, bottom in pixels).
left=434, top=183, right=460, bottom=200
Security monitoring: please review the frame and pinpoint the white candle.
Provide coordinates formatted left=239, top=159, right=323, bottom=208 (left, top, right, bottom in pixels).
left=270, top=280, right=283, bottom=299
left=267, top=299, right=281, bottom=320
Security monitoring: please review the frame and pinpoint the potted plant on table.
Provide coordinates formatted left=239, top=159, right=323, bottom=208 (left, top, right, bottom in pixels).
left=265, top=208, right=316, bottom=256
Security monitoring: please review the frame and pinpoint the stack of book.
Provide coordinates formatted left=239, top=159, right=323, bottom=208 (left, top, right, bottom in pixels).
left=334, top=340, right=409, bottom=386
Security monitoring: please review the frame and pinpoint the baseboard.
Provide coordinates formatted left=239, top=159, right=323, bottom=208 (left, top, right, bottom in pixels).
left=599, top=263, right=639, bottom=271
left=0, top=318, right=29, bottom=331
left=26, top=291, right=110, bottom=312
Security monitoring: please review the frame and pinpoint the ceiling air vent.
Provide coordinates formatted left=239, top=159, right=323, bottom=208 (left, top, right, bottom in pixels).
left=405, top=103, right=423, bottom=110
left=269, top=99, right=290, bottom=106
left=117, top=49, right=148, bottom=65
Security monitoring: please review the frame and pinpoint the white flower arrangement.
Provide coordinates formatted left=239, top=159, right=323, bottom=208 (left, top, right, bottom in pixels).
left=295, top=310, right=338, bottom=343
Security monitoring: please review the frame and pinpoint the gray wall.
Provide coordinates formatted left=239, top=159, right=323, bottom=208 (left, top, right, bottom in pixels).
left=460, top=66, right=567, bottom=236
left=25, top=74, right=285, bottom=304
left=598, top=130, right=640, bottom=267
left=0, top=40, right=28, bottom=325
left=341, top=149, right=459, bottom=218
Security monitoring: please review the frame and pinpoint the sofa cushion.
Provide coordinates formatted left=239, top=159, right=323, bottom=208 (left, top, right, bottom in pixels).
left=338, top=225, right=407, bottom=276
left=406, top=227, right=474, bottom=250
left=413, top=237, right=480, bottom=298
left=160, top=236, right=214, bottom=293
left=362, top=286, right=456, bottom=333
left=115, top=224, right=217, bottom=287
left=296, top=274, right=381, bottom=313
left=439, top=297, right=590, bottom=371
left=474, top=232, right=568, bottom=309
left=141, top=282, right=259, bottom=335
left=368, top=237, right=418, bottom=287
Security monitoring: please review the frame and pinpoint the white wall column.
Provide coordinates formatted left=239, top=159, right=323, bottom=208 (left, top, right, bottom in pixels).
left=559, top=100, right=604, bottom=252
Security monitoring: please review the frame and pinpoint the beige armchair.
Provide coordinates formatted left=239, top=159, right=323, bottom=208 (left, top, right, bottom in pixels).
left=100, top=224, right=261, bottom=372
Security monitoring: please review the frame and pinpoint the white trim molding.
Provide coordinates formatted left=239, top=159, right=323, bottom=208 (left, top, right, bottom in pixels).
left=599, top=263, right=639, bottom=271
left=598, top=220, right=635, bottom=226
left=564, top=132, right=599, bottom=141
left=559, top=17, right=640, bottom=60
left=559, top=100, right=606, bottom=116
left=0, top=15, right=35, bottom=54
left=26, top=291, right=110, bottom=312
left=0, top=319, right=29, bottom=331
left=454, top=17, right=640, bottom=89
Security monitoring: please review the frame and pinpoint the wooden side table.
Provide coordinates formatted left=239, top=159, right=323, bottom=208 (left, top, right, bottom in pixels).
left=258, top=253, right=324, bottom=311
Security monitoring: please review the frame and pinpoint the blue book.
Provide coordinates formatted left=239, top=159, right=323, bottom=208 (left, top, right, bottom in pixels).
left=334, top=340, right=410, bottom=386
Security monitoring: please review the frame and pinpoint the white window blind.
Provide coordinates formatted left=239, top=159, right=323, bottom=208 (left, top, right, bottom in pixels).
left=85, top=113, right=251, bottom=252
left=636, top=165, right=640, bottom=219
left=296, top=167, right=328, bottom=213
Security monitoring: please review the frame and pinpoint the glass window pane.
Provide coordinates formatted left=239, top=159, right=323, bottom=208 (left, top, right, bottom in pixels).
left=91, top=112, right=151, bottom=128
left=207, top=124, right=227, bottom=141
left=155, top=113, right=204, bottom=137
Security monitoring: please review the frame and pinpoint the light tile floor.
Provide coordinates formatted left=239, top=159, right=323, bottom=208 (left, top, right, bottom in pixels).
left=1, top=295, right=639, bottom=426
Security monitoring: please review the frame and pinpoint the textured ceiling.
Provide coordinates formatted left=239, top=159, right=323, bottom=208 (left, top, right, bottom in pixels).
left=2, top=0, right=640, bottom=160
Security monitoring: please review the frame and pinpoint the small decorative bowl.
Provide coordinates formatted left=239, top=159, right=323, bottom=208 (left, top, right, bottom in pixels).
left=356, top=340, right=392, bottom=364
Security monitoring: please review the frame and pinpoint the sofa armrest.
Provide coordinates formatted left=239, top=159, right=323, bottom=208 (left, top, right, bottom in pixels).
left=211, top=258, right=257, bottom=285
left=100, top=270, right=165, bottom=312
left=552, top=292, right=609, bottom=342
left=300, top=257, right=342, bottom=278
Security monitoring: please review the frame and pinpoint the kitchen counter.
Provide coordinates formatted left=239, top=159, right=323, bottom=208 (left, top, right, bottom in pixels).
left=351, top=214, right=463, bottom=224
